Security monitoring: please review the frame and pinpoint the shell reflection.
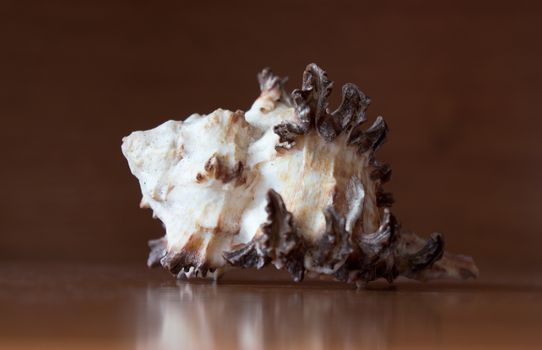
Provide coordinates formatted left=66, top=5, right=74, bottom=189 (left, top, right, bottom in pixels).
left=139, top=282, right=447, bottom=350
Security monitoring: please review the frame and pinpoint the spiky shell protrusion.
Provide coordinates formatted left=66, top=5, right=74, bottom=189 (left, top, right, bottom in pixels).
left=122, top=64, right=478, bottom=285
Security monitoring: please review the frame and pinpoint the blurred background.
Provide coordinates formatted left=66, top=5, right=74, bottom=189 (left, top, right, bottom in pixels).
left=1, top=0, right=541, bottom=279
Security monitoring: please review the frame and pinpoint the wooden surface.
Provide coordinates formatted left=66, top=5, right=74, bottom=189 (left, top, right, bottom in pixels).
left=1, top=263, right=541, bottom=350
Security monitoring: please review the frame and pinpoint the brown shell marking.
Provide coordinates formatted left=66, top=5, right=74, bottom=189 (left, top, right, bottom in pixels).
left=198, top=153, right=245, bottom=185
left=224, top=189, right=305, bottom=282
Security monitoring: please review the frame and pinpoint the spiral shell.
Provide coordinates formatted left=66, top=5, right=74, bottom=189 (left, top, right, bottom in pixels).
left=122, top=64, right=478, bottom=285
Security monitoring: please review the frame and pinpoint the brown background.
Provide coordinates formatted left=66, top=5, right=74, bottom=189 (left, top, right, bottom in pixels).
left=1, top=0, right=541, bottom=278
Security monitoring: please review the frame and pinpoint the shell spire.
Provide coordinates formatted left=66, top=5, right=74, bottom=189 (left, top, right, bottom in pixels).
left=122, top=63, right=478, bottom=286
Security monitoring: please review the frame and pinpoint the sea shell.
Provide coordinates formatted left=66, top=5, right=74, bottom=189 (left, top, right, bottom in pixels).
left=122, top=64, right=478, bottom=286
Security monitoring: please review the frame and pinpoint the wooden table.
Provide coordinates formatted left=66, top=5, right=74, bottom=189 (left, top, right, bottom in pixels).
left=1, top=263, right=540, bottom=349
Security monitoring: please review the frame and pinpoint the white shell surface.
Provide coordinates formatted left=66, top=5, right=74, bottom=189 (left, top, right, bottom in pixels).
left=122, top=87, right=380, bottom=269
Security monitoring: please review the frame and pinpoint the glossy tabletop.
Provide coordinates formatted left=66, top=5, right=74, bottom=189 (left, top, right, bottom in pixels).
left=1, top=263, right=541, bottom=350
